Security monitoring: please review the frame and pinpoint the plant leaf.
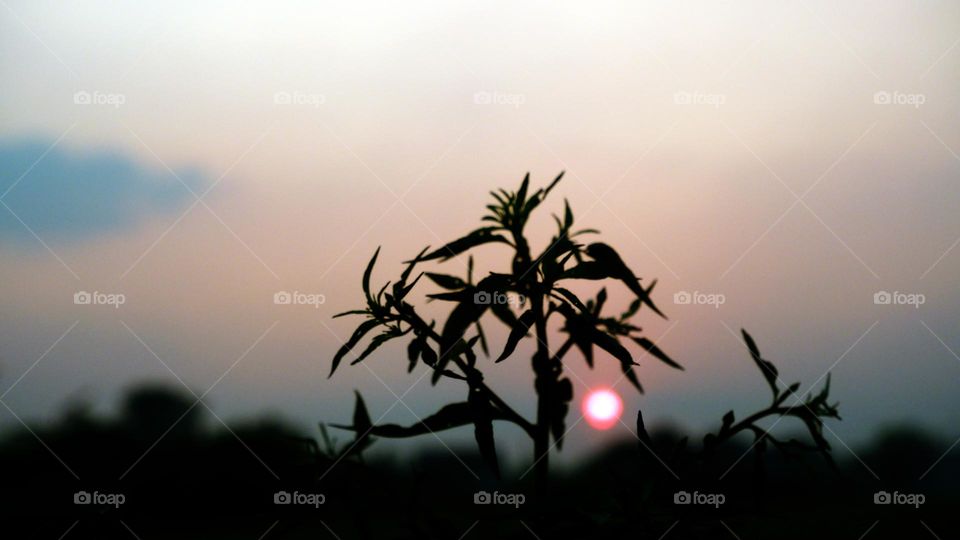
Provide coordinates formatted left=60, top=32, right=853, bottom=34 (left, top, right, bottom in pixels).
left=741, top=329, right=780, bottom=398
left=631, top=337, right=683, bottom=370
left=363, top=247, right=380, bottom=299
left=636, top=409, right=654, bottom=448
left=553, top=287, right=588, bottom=312
left=407, top=336, right=422, bottom=373
left=330, top=319, right=380, bottom=377
left=621, top=299, right=641, bottom=320
left=426, top=290, right=471, bottom=302
left=495, top=309, right=536, bottom=362
left=420, top=342, right=438, bottom=366
left=591, top=330, right=643, bottom=393
left=333, top=401, right=503, bottom=438
left=327, top=391, right=378, bottom=457
left=349, top=328, right=403, bottom=366
left=420, top=227, right=510, bottom=262
left=393, top=246, right=428, bottom=301
left=591, top=330, right=634, bottom=367
left=557, top=261, right=610, bottom=281
left=352, top=390, right=372, bottom=434
left=515, top=173, right=530, bottom=217
left=425, top=273, right=467, bottom=290
left=583, top=243, right=666, bottom=318
left=620, top=361, right=644, bottom=394
left=333, top=309, right=369, bottom=318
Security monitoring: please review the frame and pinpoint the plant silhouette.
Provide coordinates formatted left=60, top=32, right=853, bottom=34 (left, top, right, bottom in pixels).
left=328, top=172, right=679, bottom=486
left=328, top=173, right=840, bottom=490
left=636, top=329, right=841, bottom=491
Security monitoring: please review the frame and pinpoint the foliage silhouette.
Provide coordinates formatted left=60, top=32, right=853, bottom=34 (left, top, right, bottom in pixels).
left=328, top=173, right=838, bottom=489
left=635, top=330, right=841, bottom=493
left=1, top=382, right=954, bottom=539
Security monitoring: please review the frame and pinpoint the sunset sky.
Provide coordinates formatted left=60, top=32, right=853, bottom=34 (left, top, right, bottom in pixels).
left=2, top=0, right=958, bottom=466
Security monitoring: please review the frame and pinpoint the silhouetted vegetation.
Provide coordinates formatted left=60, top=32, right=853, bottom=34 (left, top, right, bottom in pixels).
left=328, top=174, right=839, bottom=491
left=0, top=383, right=956, bottom=538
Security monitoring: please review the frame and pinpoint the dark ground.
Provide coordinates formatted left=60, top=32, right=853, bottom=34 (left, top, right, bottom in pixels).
left=1, top=384, right=955, bottom=539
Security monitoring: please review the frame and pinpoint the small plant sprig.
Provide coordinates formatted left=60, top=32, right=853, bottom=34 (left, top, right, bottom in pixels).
left=637, top=329, right=841, bottom=473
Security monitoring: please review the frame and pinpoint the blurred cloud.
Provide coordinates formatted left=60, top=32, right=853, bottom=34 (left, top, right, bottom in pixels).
left=0, top=138, right=207, bottom=241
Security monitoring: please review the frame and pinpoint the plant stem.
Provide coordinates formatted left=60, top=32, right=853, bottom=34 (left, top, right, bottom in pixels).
left=712, top=405, right=805, bottom=448
left=531, top=289, right=552, bottom=492
left=513, top=230, right=553, bottom=493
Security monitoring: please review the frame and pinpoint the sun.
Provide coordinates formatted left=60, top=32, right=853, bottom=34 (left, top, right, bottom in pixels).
left=582, top=388, right=623, bottom=430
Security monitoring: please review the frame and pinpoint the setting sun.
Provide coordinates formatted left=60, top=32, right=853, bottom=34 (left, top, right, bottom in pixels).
left=582, top=388, right=624, bottom=430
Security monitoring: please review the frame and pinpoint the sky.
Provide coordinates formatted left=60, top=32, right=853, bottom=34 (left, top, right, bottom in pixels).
left=1, top=0, right=959, bottom=468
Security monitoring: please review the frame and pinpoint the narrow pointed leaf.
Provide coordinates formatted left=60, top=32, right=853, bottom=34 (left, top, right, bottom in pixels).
left=515, top=173, right=529, bottom=214
left=631, top=337, right=682, bottom=370
left=333, top=402, right=507, bottom=438
left=330, top=319, right=380, bottom=377
left=583, top=243, right=666, bottom=318
left=363, top=248, right=380, bottom=298
left=543, top=171, right=564, bottom=198
left=425, top=273, right=467, bottom=290
left=333, top=309, right=368, bottom=318
left=553, top=287, right=588, bottom=312
left=495, top=309, right=536, bottom=362
left=591, top=330, right=643, bottom=393
left=636, top=409, right=654, bottom=448
left=420, top=228, right=510, bottom=262
left=352, top=390, right=372, bottom=434
left=741, top=329, right=780, bottom=397
left=407, top=337, right=422, bottom=373
left=621, top=362, right=644, bottom=393
left=349, top=329, right=402, bottom=366
left=591, top=330, right=634, bottom=367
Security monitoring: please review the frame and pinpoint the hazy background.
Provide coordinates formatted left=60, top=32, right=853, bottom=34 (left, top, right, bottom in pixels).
left=1, top=0, right=958, bottom=468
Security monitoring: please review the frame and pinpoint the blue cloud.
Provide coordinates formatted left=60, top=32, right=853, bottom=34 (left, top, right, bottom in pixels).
left=0, top=138, right=208, bottom=241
